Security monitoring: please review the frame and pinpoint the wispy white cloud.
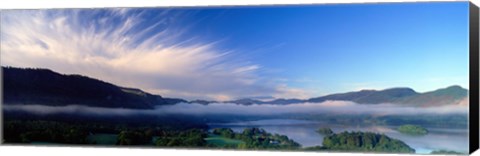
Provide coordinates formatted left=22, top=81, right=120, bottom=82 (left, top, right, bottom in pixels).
left=0, top=9, right=307, bottom=101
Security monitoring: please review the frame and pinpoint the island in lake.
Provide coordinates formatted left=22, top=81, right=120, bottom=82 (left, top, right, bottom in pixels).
left=397, top=125, right=429, bottom=135
left=316, top=128, right=334, bottom=135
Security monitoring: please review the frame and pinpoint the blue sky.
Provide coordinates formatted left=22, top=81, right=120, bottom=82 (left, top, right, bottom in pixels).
left=1, top=2, right=470, bottom=100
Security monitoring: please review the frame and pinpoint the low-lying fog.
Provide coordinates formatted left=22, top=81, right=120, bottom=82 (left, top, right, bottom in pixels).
left=3, top=100, right=468, bottom=116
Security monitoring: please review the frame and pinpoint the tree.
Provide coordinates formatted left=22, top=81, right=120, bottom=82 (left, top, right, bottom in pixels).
left=321, top=131, right=415, bottom=153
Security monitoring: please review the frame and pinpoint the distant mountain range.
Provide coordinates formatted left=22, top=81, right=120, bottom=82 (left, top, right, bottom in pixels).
left=2, top=66, right=468, bottom=109
left=191, top=85, right=467, bottom=107
left=200, top=85, right=467, bottom=107
left=307, top=85, right=468, bottom=107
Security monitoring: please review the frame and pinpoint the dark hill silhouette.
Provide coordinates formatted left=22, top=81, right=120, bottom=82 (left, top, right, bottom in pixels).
left=2, top=66, right=186, bottom=109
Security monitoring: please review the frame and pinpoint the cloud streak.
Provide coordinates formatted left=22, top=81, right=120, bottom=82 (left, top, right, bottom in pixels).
left=0, top=8, right=309, bottom=101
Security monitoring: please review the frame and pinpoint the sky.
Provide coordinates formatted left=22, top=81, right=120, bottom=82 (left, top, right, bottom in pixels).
left=0, top=2, right=470, bottom=101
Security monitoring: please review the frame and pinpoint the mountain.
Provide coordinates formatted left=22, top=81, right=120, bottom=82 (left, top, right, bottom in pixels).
left=189, top=98, right=304, bottom=105
left=189, top=99, right=218, bottom=105
left=189, top=86, right=467, bottom=107
left=308, top=88, right=418, bottom=104
left=225, top=98, right=266, bottom=105
left=266, top=98, right=304, bottom=105
left=2, top=67, right=186, bottom=109
left=307, top=86, right=468, bottom=107
left=394, top=85, right=468, bottom=107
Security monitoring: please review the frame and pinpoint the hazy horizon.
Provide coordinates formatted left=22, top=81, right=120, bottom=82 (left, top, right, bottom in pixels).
left=3, top=100, right=468, bottom=117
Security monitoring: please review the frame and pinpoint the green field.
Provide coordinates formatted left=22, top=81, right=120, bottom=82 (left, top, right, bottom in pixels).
left=204, top=134, right=244, bottom=147
left=86, top=134, right=118, bottom=145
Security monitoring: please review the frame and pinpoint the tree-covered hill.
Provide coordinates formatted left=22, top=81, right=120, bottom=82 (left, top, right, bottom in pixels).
left=321, top=131, right=415, bottom=153
left=2, top=66, right=186, bottom=109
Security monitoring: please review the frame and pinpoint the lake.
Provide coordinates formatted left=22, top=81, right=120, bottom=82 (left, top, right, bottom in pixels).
left=208, top=119, right=469, bottom=154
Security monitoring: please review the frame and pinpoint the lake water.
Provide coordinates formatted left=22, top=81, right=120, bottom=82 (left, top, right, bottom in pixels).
left=208, top=119, right=469, bottom=154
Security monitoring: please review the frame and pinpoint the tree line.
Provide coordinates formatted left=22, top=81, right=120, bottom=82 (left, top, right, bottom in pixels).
left=211, top=127, right=300, bottom=150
